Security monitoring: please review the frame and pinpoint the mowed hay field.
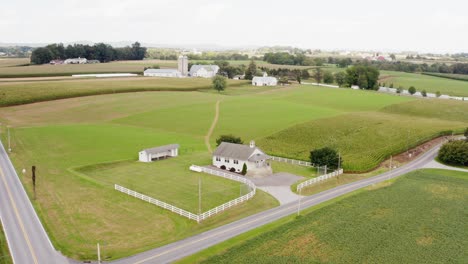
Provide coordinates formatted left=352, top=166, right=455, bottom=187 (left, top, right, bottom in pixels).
left=191, top=169, right=468, bottom=264
left=380, top=70, right=468, bottom=97
left=0, top=59, right=178, bottom=78
left=0, top=81, right=466, bottom=260
left=0, top=222, right=12, bottom=264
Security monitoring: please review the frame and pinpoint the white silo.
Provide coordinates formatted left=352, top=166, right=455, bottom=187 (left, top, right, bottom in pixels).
left=178, top=55, right=188, bottom=76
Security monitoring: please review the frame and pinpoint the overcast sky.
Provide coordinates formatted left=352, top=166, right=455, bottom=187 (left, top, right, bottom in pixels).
left=1, top=0, right=467, bottom=53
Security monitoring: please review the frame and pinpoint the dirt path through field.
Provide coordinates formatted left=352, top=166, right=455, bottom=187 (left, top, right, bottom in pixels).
left=205, top=100, right=221, bottom=153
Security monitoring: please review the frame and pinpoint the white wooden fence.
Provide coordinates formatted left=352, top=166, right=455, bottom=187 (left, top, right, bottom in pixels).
left=270, top=156, right=314, bottom=167
left=115, top=166, right=257, bottom=223
left=115, top=184, right=199, bottom=221
left=297, top=169, right=344, bottom=192
left=194, top=166, right=256, bottom=221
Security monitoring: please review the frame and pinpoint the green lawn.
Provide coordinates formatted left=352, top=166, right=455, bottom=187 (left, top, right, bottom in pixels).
left=186, top=169, right=468, bottom=264
left=76, top=152, right=249, bottom=212
left=380, top=70, right=468, bottom=97
left=0, top=222, right=12, bottom=264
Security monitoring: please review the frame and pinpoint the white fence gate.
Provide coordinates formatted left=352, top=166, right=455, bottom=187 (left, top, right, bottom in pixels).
left=297, top=169, right=344, bottom=192
left=270, top=156, right=314, bottom=167
left=115, top=166, right=257, bottom=223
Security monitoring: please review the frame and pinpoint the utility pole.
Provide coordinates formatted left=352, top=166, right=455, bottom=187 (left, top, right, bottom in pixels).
left=338, top=152, right=341, bottom=170
left=32, top=165, right=36, bottom=200
left=8, top=126, right=11, bottom=152
left=297, top=188, right=302, bottom=216
left=389, top=156, right=393, bottom=171
left=97, top=243, right=101, bottom=264
left=198, top=176, right=202, bottom=216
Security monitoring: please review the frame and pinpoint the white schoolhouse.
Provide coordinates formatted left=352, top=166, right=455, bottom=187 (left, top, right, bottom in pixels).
left=212, top=141, right=271, bottom=176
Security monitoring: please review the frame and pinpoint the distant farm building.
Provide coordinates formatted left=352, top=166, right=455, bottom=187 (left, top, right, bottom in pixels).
left=64, top=57, right=87, bottom=64
left=189, top=65, right=220, bottom=78
left=213, top=141, right=272, bottom=176
left=144, top=69, right=182, bottom=78
left=50, top=60, right=64, bottom=65
left=252, top=73, right=278, bottom=86
left=139, top=144, right=180, bottom=162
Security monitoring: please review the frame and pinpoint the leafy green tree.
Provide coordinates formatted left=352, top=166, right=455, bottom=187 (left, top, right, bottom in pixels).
left=312, top=68, right=323, bottom=83
left=323, top=71, right=334, bottom=84
left=241, top=163, right=247, bottom=175
left=437, top=140, right=468, bottom=166
left=334, top=72, right=346, bottom=87
left=301, top=69, right=310, bottom=79
left=408, top=86, right=416, bottom=95
left=421, top=90, right=427, bottom=97
left=389, top=83, right=394, bottom=88
left=216, top=135, right=243, bottom=146
left=344, top=65, right=380, bottom=90
left=30, top=47, right=54, bottom=64
left=396, top=87, right=403, bottom=94
left=390, top=54, right=396, bottom=61
left=310, top=147, right=341, bottom=170
left=436, top=91, right=441, bottom=97
left=212, top=75, right=227, bottom=93
left=279, top=76, right=289, bottom=85
left=245, top=60, right=257, bottom=80
left=464, top=127, right=468, bottom=141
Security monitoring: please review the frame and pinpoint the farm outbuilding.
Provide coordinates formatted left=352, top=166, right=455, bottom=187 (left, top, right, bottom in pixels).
left=252, top=73, right=278, bottom=86
left=139, top=144, right=180, bottom=162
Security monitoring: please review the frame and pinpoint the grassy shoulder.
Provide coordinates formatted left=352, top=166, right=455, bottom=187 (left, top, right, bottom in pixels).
left=181, top=169, right=468, bottom=263
left=0, top=221, right=12, bottom=264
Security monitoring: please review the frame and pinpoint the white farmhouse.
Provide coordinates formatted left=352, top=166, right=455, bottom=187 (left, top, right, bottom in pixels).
left=212, top=141, right=272, bottom=176
left=144, top=69, right=182, bottom=78
left=252, top=73, right=278, bottom=86
left=64, top=57, right=87, bottom=64
left=189, top=65, right=220, bottom=78
left=138, top=144, right=180, bottom=162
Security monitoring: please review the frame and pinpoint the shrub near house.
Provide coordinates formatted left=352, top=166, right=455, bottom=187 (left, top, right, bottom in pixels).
left=438, top=140, right=468, bottom=166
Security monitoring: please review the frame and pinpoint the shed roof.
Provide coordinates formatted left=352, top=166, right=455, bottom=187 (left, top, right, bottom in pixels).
left=252, top=76, right=277, bottom=83
left=141, top=144, right=180, bottom=154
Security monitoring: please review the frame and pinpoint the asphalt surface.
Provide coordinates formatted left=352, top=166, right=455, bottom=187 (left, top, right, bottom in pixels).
left=0, top=142, right=69, bottom=263
left=0, top=139, right=454, bottom=264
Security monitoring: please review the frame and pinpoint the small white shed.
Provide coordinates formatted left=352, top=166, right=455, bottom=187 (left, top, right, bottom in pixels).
left=139, top=144, right=180, bottom=162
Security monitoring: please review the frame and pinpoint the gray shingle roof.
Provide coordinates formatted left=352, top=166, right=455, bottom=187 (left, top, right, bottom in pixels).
left=189, top=65, right=220, bottom=75
left=142, top=144, right=179, bottom=154
left=213, top=142, right=268, bottom=161
left=248, top=153, right=270, bottom=162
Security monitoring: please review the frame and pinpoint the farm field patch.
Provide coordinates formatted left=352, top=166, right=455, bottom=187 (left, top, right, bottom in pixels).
left=1, top=82, right=466, bottom=260
left=0, top=77, right=248, bottom=106
left=380, top=70, right=468, bottom=97
left=193, top=169, right=468, bottom=264
left=0, top=59, right=176, bottom=78
left=258, top=111, right=466, bottom=171
left=5, top=124, right=278, bottom=260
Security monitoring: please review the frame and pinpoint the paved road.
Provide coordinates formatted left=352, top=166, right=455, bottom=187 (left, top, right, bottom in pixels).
left=111, top=141, right=446, bottom=264
left=0, top=138, right=458, bottom=264
left=0, top=141, right=69, bottom=264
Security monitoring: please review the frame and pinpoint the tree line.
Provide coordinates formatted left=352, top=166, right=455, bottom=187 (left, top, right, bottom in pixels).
left=30, top=42, right=147, bottom=64
left=263, top=52, right=325, bottom=66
